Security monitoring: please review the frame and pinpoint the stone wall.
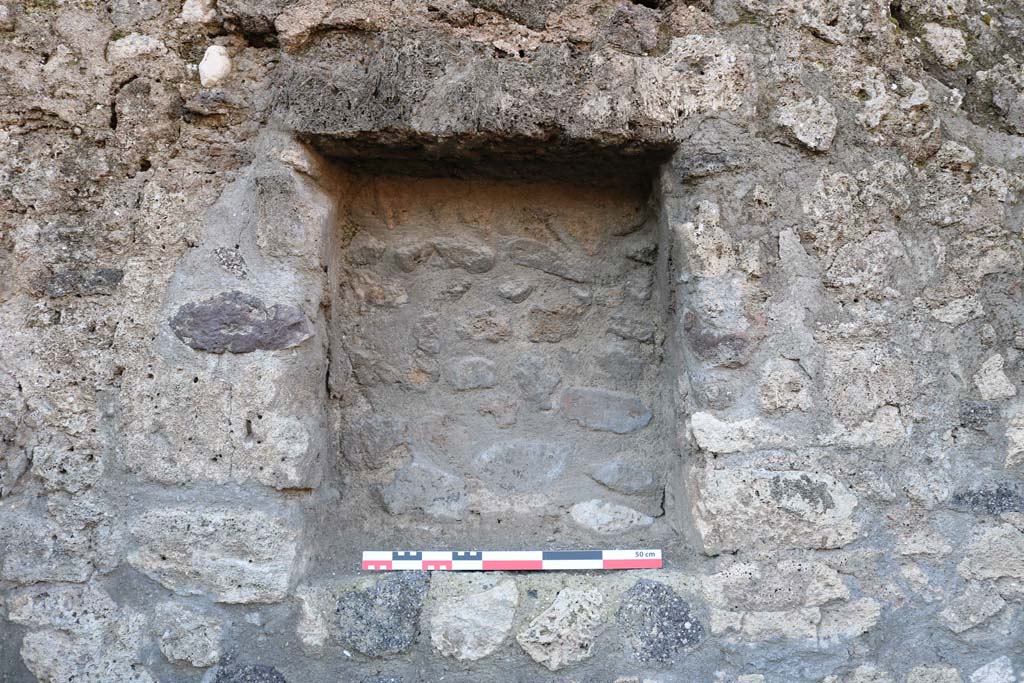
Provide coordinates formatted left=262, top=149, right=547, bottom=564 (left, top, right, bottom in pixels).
left=1, top=0, right=1023, bottom=682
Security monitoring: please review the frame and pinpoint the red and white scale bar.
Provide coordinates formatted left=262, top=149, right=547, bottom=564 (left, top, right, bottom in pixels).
left=361, top=549, right=662, bottom=571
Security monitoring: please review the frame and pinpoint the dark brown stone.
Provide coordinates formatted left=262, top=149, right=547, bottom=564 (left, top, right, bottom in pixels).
left=169, top=291, right=312, bottom=354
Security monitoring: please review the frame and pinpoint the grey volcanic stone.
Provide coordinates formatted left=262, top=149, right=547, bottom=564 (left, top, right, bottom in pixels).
left=604, top=2, right=660, bottom=55
left=444, top=356, right=498, bottom=391
left=684, top=320, right=750, bottom=368
left=43, top=268, right=124, bottom=297
left=512, top=356, right=561, bottom=408
left=214, top=664, right=288, bottom=683
left=336, top=572, right=431, bottom=657
left=394, top=239, right=495, bottom=273
left=951, top=483, right=1024, bottom=514
left=394, top=242, right=433, bottom=272
left=768, top=474, right=835, bottom=512
left=170, top=291, right=312, bottom=353
left=218, top=0, right=289, bottom=35
left=597, top=342, right=646, bottom=382
left=456, top=308, right=512, bottom=343
left=496, top=279, right=533, bottom=303
left=341, top=414, right=408, bottom=470
left=527, top=305, right=581, bottom=343
left=672, top=151, right=748, bottom=181
left=110, top=0, right=161, bottom=27
left=413, top=314, right=441, bottom=355
left=589, top=458, right=659, bottom=496
left=507, top=238, right=587, bottom=282
left=617, top=580, right=705, bottom=664
left=473, top=441, right=568, bottom=493
left=608, top=315, right=656, bottom=343
left=558, top=387, right=652, bottom=434
left=438, top=278, right=472, bottom=301
left=382, top=457, right=466, bottom=519
left=960, top=401, right=996, bottom=430
left=626, top=241, right=657, bottom=265
left=434, top=238, right=496, bottom=273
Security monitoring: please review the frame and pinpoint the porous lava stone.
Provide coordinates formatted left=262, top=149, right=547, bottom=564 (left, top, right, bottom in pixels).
left=617, top=579, right=705, bottom=663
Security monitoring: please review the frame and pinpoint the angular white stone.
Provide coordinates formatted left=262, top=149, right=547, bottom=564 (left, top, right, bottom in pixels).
left=199, top=45, right=231, bottom=87
left=569, top=499, right=654, bottom=534
left=922, top=23, right=969, bottom=68
left=180, top=0, right=216, bottom=23
left=119, top=355, right=324, bottom=490
left=10, top=583, right=154, bottom=683
left=8, top=583, right=117, bottom=631
left=690, top=411, right=792, bottom=453
left=840, top=665, right=896, bottom=683
left=431, top=579, right=518, bottom=661
left=970, top=657, right=1015, bottom=683
left=930, top=296, right=984, bottom=325
left=516, top=588, right=604, bottom=671
left=107, top=33, right=168, bottom=62
left=957, top=524, right=1024, bottom=581
left=759, top=358, right=812, bottom=413
left=675, top=200, right=736, bottom=278
left=974, top=355, right=1016, bottom=400
left=939, top=582, right=1006, bottom=634
left=820, top=406, right=906, bottom=448
left=907, top=665, right=963, bottom=683
left=1005, top=401, right=1024, bottom=467
left=776, top=96, right=838, bottom=151
left=710, top=606, right=820, bottom=640
left=128, top=505, right=303, bottom=603
left=155, top=602, right=223, bottom=667
left=703, top=560, right=849, bottom=611
left=295, top=585, right=331, bottom=656
left=817, top=598, right=880, bottom=642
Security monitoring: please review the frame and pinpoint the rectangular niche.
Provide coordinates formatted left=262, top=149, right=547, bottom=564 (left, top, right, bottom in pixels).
left=323, top=162, right=677, bottom=552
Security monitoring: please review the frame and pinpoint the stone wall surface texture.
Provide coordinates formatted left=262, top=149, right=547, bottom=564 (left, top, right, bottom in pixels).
left=0, top=0, right=1022, bottom=681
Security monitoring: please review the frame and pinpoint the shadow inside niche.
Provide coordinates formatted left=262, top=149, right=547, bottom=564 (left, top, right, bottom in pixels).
left=298, top=131, right=677, bottom=187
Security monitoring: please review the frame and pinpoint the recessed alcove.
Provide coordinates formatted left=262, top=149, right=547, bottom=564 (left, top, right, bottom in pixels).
left=312, top=147, right=682, bottom=560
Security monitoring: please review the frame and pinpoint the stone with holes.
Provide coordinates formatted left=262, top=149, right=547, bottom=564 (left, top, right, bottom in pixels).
left=617, top=580, right=705, bottom=663
left=516, top=588, right=604, bottom=671
left=336, top=572, right=431, bottom=657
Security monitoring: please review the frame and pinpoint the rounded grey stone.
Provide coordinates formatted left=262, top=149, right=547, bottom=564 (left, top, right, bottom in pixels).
left=589, top=459, right=660, bottom=496
left=558, top=387, right=652, bottom=434
left=496, top=279, right=534, bottom=303
left=472, top=441, right=568, bottom=493
left=444, top=356, right=498, bottom=391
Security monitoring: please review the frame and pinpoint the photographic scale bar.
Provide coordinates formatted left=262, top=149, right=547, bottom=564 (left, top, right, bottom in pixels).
left=361, top=549, right=662, bottom=571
